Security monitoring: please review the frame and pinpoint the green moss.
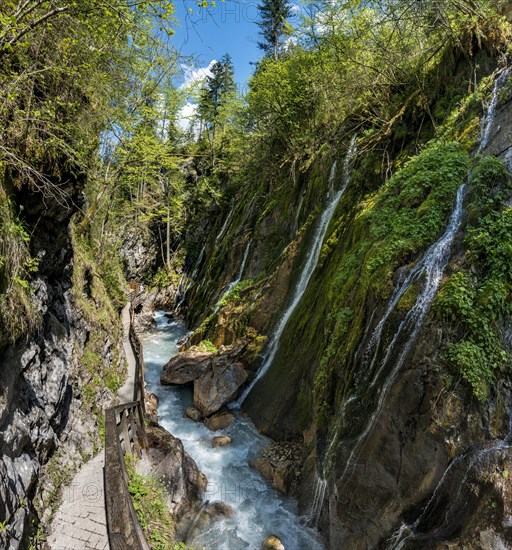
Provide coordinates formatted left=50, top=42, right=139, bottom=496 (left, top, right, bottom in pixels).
left=397, top=281, right=421, bottom=311
left=218, top=278, right=255, bottom=309
left=362, top=141, right=469, bottom=295
left=196, top=340, right=218, bottom=353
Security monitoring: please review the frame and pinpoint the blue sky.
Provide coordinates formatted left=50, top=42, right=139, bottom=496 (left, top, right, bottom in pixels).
left=173, top=1, right=264, bottom=88
left=172, top=1, right=305, bottom=131
left=173, top=1, right=305, bottom=87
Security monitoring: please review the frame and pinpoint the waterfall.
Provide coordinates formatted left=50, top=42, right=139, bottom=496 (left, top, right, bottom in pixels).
left=214, top=238, right=253, bottom=311
left=324, top=67, right=508, bottom=532
left=388, top=440, right=512, bottom=549
left=477, top=67, right=510, bottom=155
left=294, top=193, right=305, bottom=231
left=360, top=67, right=508, bottom=383
left=233, top=135, right=357, bottom=408
left=340, top=183, right=467, bottom=482
left=191, top=243, right=206, bottom=278
left=305, top=476, right=327, bottom=526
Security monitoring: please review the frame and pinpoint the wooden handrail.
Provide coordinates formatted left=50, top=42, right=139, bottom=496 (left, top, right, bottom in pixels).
left=129, top=322, right=146, bottom=412
left=104, top=298, right=150, bottom=549
left=104, top=404, right=150, bottom=550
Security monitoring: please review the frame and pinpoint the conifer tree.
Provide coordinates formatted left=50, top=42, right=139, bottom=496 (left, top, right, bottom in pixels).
left=257, top=0, right=293, bottom=60
left=197, top=54, right=236, bottom=165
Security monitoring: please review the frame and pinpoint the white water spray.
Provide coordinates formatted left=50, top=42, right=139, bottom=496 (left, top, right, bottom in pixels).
left=233, top=137, right=357, bottom=407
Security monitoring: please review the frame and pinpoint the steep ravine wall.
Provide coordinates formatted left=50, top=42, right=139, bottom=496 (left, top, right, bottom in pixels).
left=0, top=201, right=125, bottom=548
left=180, top=54, right=512, bottom=549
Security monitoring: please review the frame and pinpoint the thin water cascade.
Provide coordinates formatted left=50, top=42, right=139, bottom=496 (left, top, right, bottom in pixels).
left=328, top=160, right=338, bottom=197
left=304, top=393, right=357, bottom=526
left=214, top=238, right=253, bottom=312
left=141, top=312, right=324, bottom=550
left=386, top=453, right=467, bottom=550
left=477, top=67, right=511, bottom=155
left=216, top=198, right=235, bottom=243
left=305, top=476, right=327, bottom=526
left=340, top=173, right=468, bottom=484
left=387, top=440, right=512, bottom=550
left=173, top=246, right=206, bottom=312
left=295, top=193, right=305, bottom=231
left=191, top=243, right=206, bottom=279
left=233, top=136, right=357, bottom=408
left=306, top=68, right=509, bottom=532
left=363, top=67, right=509, bottom=384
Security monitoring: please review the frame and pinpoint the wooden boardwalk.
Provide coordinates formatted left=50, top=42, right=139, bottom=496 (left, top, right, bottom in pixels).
left=47, top=303, right=136, bottom=550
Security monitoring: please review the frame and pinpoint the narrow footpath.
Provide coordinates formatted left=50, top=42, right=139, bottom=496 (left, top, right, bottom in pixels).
left=47, top=303, right=136, bottom=550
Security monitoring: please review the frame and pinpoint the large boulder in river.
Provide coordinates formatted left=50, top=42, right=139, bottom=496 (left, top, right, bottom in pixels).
left=161, top=349, right=213, bottom=385
left=204, top=409, right=236, bottom=431
left=212, top=435, right=232, bottom=448
left=262, top=535, right=285, bottom=550
left=193, top=362, right=248, bottom=417
left=186, top=501, right=236, bottom=545
left=144, top=421, right=207, bottom=521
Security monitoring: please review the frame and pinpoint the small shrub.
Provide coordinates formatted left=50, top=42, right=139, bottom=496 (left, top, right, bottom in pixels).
left=196, top=340, right=218, bottom=353
left=125, top=454, right=188, bottom=550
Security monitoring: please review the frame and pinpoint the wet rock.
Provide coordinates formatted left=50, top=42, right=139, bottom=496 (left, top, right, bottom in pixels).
left=206, top=500, right=235, bottom=518
left=185, top=501, right=236, bottom=545
left=250, top=441, right=302, bottom=496
left=204, top=410, right=236, bottom=431
left=161, top=349, right=213, bottom=385
left=262, top=535, right=285, bottom=550
left=145, top=392, right=159, bottom=421
left=212, top=435, right=232, bottom=448
left=144, top=421, right=207, bottom=520
left=185, top=407, right=202, bottom=422
left=0, top=273, right=115, bottom=548
left=193, top=362, right=247, bottom=417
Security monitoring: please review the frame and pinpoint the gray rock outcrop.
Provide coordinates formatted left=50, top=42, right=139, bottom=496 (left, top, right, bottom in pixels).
left=193, top=362, right=247, bottom=417
left=161, top=349, right=213, bottom=385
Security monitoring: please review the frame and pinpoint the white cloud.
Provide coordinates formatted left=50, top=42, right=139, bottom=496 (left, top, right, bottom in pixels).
left=177, top=60, right=217, bottom=136
left=177, top=101, right=198, bottom=133
left=180, top=60, right=216, bottom=90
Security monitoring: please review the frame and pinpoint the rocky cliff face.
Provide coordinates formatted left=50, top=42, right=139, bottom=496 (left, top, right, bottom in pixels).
left=0, top=196, right=124, bottom=548
left=176, top=51, right=512, bottom=549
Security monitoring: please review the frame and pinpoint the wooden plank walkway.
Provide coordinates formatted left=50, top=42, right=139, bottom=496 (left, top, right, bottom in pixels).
left=47, top=303, right=136, bottom=550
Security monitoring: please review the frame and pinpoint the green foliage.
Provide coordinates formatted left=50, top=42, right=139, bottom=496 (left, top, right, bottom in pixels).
left=447, top=340, right=497, bottom=402
left=217, top=279, right=255, bottom=309
left=435, top=271, right=476, bottom=322
left=0, top=187, right=41, bottom=346
left=257, top=0, right=293, bottom=59
left=125, top=454, right=188, bottom=550
left=434, top=158, right=512, bottom=400
left=152, top=265, right=183, bottom=289
left=469, top=155, right=512, bottom=216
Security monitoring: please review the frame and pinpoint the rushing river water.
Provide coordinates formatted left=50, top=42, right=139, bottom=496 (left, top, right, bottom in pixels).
left=140, top=311, right=324, bottom=550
